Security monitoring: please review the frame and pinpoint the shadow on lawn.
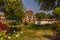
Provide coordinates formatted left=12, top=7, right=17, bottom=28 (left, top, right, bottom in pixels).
left=43, top=35, right=56, bottom=40
left=6, top=27, right=21, bottom=35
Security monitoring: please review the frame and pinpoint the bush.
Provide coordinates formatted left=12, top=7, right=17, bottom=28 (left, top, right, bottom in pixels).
left=23, top=23, right=52, bottom=30
left=51, top=22, right=60, bottom=40
left=7, top=27, right=21, bottom=35
left=8, top=22, right=17, bottom=26
left=51, top=22, right=60, bottom=32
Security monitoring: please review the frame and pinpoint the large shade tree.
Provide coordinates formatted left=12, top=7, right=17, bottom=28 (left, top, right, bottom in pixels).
left=34, top=0, right=60, bottom=39
left=0, top=0, right=25, bottom=21
left=34, top=0, right=60, bottom=19
left=36, top=12, right=46, bottom=20
left=53, top=7, right=60, bottom=19
left=46, top=13, right=52, bottom=19
left=0, top=0, right=5, bottom=11
left=34, top=0, right=60, bottom=10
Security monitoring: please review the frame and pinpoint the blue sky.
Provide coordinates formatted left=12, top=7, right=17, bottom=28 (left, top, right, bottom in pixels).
left=22, top=0, right=40, bottom=13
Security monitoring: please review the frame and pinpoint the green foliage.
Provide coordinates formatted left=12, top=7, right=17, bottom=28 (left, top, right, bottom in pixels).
left=53, top=7, right=60, bottom=19
left=46, top=13, right=52, bottom=19
left=7, top=27, right=21, bottom=35
left=51, top=22, right=60, bottom=40
left=34, top=0, right=60, bottom=10
left=3, top=0, right=25, bottom=20
left=53, top=22, right=60, bottom=32
left=22, top=23, right=52, bottom=30
left=36, top=12, right=53, bottom=19
left=0, top=31, right=8, bottom=40
left=8, top=22, right=17, bottom=26
left=0, top=0, right=3, bottom=6
left=36, top=12, right=46, bottom=20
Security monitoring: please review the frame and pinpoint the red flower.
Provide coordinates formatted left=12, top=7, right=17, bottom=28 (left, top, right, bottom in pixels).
left=0, top=22, right=9, bottom=30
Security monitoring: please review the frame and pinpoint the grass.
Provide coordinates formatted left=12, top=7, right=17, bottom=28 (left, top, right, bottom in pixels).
left=0, top=23, right=54, bottom=40
left=0, top=29, right=53, bottom=40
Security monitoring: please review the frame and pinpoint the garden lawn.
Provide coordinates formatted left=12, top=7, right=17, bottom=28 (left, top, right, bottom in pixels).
left=0, top=29, right=53, bottom=40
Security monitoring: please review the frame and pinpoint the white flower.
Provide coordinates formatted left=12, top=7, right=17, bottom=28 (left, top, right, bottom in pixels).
left=9, top=33, right=11, bottom=35
left=25, top=36, right=27, bottom=38
left=1, top=38, right=3, bottom=39
left=21, top=31, right=23, bottom=34
left=8, top=36, right=11, bottom=39
left=4, top=35, right=7, bottom=37
left=16, top=34, right=19, bottom=37
left=13, top=31, right=15, bottom=32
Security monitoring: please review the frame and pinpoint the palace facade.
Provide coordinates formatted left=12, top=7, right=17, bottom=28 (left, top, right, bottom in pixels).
left=23, top=10, right=36, bottom=23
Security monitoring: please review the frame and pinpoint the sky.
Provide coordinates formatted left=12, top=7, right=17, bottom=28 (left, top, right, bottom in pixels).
left=22, top=0, right=40, bottom=13
left=22, top=0, right=52, bottom=14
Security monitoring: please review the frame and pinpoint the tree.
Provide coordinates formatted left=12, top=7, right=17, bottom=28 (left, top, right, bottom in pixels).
left=3, top=0, right=25, bottom=21
left=0, top=0, right=3, bottom=6
left=46, top=13, right=52, bottom=19
left=0, top=0, right=5, bottom=11
left=53, top=7, right=60, bottom=19
left=52, top=21, right=60, bottom=40
left=34, top=0, right=60, bottom=10
left=36, top=12, right=46, bottom=20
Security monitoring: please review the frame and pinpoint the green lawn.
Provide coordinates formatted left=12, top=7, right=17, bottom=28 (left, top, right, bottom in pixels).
left=0, top=23, right=55, bottom=40
left=0, top=29, right=53, bottom=40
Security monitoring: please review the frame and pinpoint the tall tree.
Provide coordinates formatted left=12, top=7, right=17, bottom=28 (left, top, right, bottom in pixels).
left=34, top=0, right=60, bottom=10
left=0, top=0, right=5, bottom=11
left=46, top=13, right=52, bottom=19
left=36, top=12, right=46, bottom=20
left=3, top=0, right=25, bottom=21
left=53, top=7, right=60, bottom=19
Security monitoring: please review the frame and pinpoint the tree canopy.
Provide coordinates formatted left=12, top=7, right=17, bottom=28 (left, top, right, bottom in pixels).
left=0, top=0, right=25, bottom=21
left=34, top=0, right=60, bottom=10
left=46, top=13, right=52, bottom=19
left=36, top=12, right=46, bottom=20
left=53, top=7, right=60, bottom=19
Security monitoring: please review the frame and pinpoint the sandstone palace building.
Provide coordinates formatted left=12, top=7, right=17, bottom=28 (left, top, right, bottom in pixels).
left=23, top=10, right=36, bottom=23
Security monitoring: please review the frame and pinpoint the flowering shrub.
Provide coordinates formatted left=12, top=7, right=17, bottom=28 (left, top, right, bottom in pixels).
left=0, top=22, right=9, bottom=30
